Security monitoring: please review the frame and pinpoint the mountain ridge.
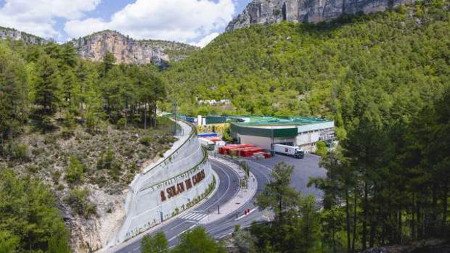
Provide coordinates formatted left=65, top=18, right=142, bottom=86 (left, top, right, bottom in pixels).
left=0, top=27, right=198, bottom=65
left=71, top=30, right=199, bottom=65
left=226, top=0, right=416, bottom=31
left=0, top=26, right=47, bottom=45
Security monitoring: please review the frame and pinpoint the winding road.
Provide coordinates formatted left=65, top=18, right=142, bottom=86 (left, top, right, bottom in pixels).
left=114, top=158, right=270, bottom=253
left=113, top=153, right=324, bottom=253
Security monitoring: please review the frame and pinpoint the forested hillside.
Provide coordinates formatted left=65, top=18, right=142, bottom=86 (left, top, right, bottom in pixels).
left=165, top=1, right=449, bottom=118
left=164, top=1, right=449, bottom=252
left=0, top=40, right=174, bottom=251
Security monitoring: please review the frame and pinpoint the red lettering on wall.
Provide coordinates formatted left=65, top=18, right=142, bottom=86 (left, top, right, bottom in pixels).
left=185, top=179, right=192, bottom=189
left=163, top=170, right=206, bottom=199
left=177, top=183, right=185, bottom=193
left=192, top=170, right=205, bottom=186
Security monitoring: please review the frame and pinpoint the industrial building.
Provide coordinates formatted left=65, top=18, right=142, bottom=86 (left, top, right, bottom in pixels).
left=230, top=116, right=335, bottom=152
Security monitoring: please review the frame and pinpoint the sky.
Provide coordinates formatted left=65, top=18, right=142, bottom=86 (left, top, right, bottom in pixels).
left=0, top=0, right=251, bottom=47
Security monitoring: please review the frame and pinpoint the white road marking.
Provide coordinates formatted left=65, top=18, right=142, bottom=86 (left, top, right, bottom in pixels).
left=201, top=162, right=236, bottom=211
left=168, top=224, right=197, bottom=242
left=178, top=211, right=208, bottom=221
left=169, top=221, right=187, bottom=231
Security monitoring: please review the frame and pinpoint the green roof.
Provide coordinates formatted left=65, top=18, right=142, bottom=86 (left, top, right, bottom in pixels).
left=230, top=116, right=332, bottom=127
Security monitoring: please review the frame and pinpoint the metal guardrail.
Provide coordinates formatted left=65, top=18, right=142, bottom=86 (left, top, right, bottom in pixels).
left=138, top=147, right=209, bottom=193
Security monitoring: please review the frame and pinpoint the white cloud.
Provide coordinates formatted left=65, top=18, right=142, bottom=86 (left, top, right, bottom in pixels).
left=64, top=0, right=235, bottom=44
left=0, top=0, right=101, bottom=39
left=194, top=32, right=220, bottom=47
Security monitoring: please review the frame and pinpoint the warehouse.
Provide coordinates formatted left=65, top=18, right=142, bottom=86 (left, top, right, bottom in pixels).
left=230, top=116, right=335, bottom=152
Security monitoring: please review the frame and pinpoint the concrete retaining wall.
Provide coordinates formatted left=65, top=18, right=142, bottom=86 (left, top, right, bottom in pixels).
left=113, top=120, right=215, bottom=244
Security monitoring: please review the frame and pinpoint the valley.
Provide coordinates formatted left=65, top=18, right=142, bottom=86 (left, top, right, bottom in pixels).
left=0, top=0, right=448, bottom=253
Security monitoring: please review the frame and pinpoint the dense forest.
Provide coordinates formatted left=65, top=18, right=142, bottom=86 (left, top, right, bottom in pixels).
left=162, top=1, right=449, bottom=252
left=164, top=1, right=449, bottom=119
left=250, top=83, right=448, bottom=252
left=0, top=39, right=172, bottom=252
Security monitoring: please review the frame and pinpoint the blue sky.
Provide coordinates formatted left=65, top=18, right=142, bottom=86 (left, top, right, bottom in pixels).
left=0, top=0, right=251, bottom=46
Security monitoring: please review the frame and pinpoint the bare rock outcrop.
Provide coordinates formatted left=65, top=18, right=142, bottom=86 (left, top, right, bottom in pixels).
left=71, top=30, right=198, bottom=66
left=0, top=26, right=47, bottom=44
left=71, top=30, right=168, bottom=66
left=226, top=0, right=416, bottom=31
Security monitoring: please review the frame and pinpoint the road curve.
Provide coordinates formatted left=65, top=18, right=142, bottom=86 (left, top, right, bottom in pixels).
left=114, top=161, right=241, bottom=253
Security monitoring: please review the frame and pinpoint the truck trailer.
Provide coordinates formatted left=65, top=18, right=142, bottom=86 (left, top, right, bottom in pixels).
left=273, top=144, right=304, bottom=159
left=198, top=138, right=215, bottom=151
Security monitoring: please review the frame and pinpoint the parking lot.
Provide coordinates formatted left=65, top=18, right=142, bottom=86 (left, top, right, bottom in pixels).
left=246, top=153, right=326, bottom=200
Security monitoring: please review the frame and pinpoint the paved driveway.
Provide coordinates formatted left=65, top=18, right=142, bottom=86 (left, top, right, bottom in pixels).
left=246, top=153, right=326, bottom=200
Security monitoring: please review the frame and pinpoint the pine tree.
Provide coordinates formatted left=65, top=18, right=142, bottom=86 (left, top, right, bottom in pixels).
left=61, top=69, right=78, bottom=110
left=172, top=227, right=226, bottom=253
left=0, top=43, right=29, bottom=142
left=101, top=52, right=116, bottom=77
left=141, top=232, right=169, bottom=253
left=136, top=68, right=166, bottom=128
left=33, top=54, right=61, bottom=115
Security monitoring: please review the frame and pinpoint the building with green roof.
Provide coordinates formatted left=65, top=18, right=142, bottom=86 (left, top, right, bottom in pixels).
left=230, top=116, right=335, bottom=152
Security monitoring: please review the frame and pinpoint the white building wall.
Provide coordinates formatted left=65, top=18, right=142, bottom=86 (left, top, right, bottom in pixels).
left=113, top=121, right=214, bottom=244
left=234, top=121, right=335, bottom=153
left=297, top=121, right=334, bottom=133
left=295, top=128, right=335, bottom=152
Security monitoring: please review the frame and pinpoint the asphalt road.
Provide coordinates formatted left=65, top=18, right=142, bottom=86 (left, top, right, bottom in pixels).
left=114, top=160, right=254, bottom=253
left=246, top=153, right=326, bottom=200
left=113, top=154, right=323, bottom=253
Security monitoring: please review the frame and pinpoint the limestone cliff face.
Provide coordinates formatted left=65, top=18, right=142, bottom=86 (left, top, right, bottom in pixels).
left=0, top=26, right=46, bottom=44
left=226, top=0, right=416, bottom=31
left=72, top=30, right=168, bottom=66
left=71, top=30, right=198, bottom=66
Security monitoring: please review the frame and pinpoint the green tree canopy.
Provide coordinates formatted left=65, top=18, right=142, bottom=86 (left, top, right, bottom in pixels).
left=0, top=169, right=70, bottom=252
left=141, top=232, right=169, bottom=253
left=171, top=227, right=226, bottom=253
left=0, top=43, right=29, bottom=141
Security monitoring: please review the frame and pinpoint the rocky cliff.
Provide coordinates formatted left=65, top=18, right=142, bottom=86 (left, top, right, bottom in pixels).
left=71, top=30, right=198, bottom=66
left=226, top=0, right=416, bottom=31
left=0, top=26, right=47, bottom=44
left=141, top=40, right=199, bottom=62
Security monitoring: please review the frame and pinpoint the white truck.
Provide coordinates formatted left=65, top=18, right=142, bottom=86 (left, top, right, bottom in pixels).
left=273, top=144, right=304, bottom=159
left=198, top=137, right=215, bottom=151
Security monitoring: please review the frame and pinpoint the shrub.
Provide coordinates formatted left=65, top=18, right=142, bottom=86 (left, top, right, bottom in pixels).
left=116, top=118, right=127, bottom=129
left=27, top=165, right=39, bottom=174
left=156, top=135, right=177, bottom=145
left=62, top=112, right=76, bottom=128
left=37, top=115, right=56, bottom=133
left=93, top=175, right=107, bottom=188
left=97, top=149, right=122, bottom=181
left=139, top=136, right=154, bottom=146
left=52, top=170, right=61, bottom=184
left=315, top=140, right=328, bottom=157
left=60, top=128, right=74, bottom=140
left=97, top=149, right=114, bottom=170
left=64, top=188, right=96, bottom=218
left=85, top=112, right=100, bottom=134
left=66, top=156, right=85, bottom=184
left=3, top=142, right=29, bottom=161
